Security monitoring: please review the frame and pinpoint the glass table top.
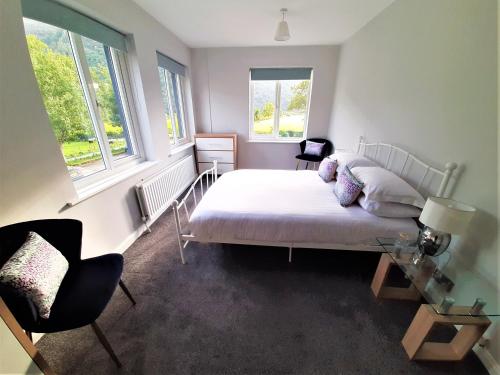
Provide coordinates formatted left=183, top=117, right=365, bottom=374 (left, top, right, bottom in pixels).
left=377, top=238, right=499, bottom=317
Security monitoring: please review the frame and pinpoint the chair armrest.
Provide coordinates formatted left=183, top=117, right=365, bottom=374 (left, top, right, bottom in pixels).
left=299, top=140, right=306, bottom=153
left=79, top=253, right=124, bottom=273
left=0, top=286, right=39, bottom=328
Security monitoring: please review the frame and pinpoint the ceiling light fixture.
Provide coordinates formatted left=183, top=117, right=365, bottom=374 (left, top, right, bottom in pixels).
left=274, top=8, right=290, bottom=42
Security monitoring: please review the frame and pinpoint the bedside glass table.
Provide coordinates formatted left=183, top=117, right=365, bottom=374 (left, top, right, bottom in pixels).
left=371, top=237, right=497, bottom=361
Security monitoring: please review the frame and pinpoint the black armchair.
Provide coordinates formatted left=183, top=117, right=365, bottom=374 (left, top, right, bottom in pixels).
left=295, top=138, right=333, bottom=170
left=0, top=219, right=135, bottom=367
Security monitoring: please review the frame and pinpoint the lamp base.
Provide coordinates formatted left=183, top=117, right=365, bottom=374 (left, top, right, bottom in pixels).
left=418, top=226, right=451, bottom=257
left=411, top=249, right=426, bottom=267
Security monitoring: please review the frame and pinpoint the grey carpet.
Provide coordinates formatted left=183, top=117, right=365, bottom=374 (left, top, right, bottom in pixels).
left=36, top=208, right=488, bottom=374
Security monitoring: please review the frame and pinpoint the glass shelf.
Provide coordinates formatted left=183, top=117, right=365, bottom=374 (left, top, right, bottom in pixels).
left=377, top=238, right=499, bottom=317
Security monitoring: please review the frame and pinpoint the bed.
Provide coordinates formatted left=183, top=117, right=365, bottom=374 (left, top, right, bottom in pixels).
left=172, top=137, right=458, bottom=264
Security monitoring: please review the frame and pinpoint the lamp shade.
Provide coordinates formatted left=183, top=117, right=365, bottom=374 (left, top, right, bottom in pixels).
left=274, top=21, right=290, bottom=41
left=419, top=197, right=476, bottom=234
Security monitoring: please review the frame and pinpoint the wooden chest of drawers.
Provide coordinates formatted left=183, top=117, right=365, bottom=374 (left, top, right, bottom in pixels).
left=194, top=133, right=238, bottom=174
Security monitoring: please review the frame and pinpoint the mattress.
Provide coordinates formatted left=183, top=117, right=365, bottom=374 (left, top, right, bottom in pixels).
left=189, top=169, right=419, bottom=246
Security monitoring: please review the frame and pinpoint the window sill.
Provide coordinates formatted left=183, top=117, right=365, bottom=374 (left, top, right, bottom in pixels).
left=169, top=141, right=195, bottom=156
left=68, top=160, right=159, bottom=207
left=247, top=139, right=304, bottom=144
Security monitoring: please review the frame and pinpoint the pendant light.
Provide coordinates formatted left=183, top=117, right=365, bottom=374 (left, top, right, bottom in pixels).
left=274, top=8, right=290, bottom=41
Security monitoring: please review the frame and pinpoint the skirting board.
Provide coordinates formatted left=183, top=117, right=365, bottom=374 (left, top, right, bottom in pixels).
left=474, top=345, right=500, bottom=375
left=115, top=225, right=147, bottom=254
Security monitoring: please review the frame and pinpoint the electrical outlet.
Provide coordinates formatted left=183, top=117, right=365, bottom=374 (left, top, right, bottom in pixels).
left=432, top=268, right=455, bottom=292
left=478, top=337, right=490, bottom=348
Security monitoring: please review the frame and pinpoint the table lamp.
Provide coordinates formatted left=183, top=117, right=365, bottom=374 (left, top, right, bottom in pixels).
left=413, top=197, right=476, bottom=264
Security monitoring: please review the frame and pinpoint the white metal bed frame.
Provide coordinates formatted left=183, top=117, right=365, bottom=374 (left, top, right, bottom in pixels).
left=172, top=137, right=458, bottom=264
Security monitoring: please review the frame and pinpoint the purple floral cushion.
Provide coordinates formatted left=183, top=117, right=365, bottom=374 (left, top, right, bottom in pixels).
left=0, top=232, right=69, bottom=319
left=304, top=140, right=325, bottom=156
left=334, top=166, right=365, bottom=206
left=318, top=158, right=338, bottom=182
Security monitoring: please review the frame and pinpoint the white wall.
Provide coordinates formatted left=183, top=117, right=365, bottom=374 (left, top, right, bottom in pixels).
left=328, top=0, right=499, bottom=366
left=328, top=0, right=498, bottom=283
left=0, top=0, right=195, bottom=258
left=190, top=46, right=339, bottom=169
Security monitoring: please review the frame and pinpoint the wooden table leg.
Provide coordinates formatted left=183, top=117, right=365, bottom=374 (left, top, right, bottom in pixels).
left=402, top=304, right=491, bottom=361
left=371, top=253, right=421, bottom=300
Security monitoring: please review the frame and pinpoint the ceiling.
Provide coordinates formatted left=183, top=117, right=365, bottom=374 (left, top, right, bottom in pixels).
left=132, top=0, right=395, bottom=48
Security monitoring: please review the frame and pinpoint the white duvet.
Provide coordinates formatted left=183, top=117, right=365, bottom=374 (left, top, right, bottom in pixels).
left=189, top=169, right=419, bottom=246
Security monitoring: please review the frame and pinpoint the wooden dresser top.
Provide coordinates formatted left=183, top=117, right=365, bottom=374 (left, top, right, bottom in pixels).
left=195, top=133, right=237, bottom=138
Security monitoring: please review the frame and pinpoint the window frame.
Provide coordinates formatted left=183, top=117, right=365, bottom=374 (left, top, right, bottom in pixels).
left=157, top=65, right=189, bottom=148
left=70, top=32, right=145, bottom=190
left=23, top=18, right=145, bottom=190
left=248, top=74, right=313, bottom=142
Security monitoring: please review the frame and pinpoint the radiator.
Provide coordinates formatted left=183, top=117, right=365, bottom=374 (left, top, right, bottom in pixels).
left=136, top=155, right=196, bottom=230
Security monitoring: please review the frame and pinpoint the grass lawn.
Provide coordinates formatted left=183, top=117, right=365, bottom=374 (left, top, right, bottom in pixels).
left=254, top=113, right=305, bottom=137
left=63, top=141, right=101, bottom=157
left=62, top=139, right=127, bottom=166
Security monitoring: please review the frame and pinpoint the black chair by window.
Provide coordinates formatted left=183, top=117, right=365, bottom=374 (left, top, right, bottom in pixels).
left=295, top=138, right=333, bottom=170
left=0, top=219, right=135, bottom=368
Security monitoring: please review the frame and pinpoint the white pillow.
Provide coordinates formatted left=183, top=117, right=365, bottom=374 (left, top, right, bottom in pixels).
left=351, top=166, right=426, bottom=208
left=304, top=140, right=325, bottom=156
left=330, top=152, right=377, bottom=170
left=358, top=195, right=422, bottom=218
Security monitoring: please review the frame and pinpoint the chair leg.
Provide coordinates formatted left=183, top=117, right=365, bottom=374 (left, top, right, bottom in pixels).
left=296, top=160, right=300, bottom=170
left=91, top=322, right=122, bottom=368
left=305, top=162, right=309, bottom=170
left=119, top=279, right=136, bottom=306
left=25, top=330, right=32, bottom=342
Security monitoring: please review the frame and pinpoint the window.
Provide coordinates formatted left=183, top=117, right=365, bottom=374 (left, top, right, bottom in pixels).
left=22, top=0, right=142, bottom=186
left=157, top=52, right=188, bottom=146
left=249, top=68, right=313, bottom=141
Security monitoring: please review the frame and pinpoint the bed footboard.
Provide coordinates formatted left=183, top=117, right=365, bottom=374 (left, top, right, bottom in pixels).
left=172, top=160, right=218, bottom=264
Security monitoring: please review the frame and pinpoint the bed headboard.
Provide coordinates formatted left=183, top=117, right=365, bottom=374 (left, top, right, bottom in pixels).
left=355, top=137, right=457, bottom=199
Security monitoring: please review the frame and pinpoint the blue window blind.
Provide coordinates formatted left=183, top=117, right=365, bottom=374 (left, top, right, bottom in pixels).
left=250, top=68, right=312, bottom=81
left=21, top=0, right=127, bottom=51
left=157, top=52, right=186, bottom=76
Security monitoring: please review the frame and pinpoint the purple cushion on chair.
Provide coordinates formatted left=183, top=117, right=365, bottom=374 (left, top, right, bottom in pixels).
left=318, top=158, right=338, bottom=182
left=304, top=140, right=325, bottom=156
left=0, top=232, right=69, bottom=319
left=334, top=167, right=364, bottom=206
